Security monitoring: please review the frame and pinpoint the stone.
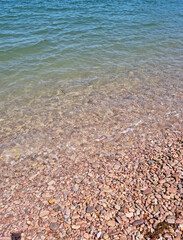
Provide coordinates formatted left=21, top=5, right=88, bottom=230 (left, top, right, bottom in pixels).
left=176, top=218, right=183, bottom=224
left=126, top=212, right=133, bottom=218
left=120, top=235, right=127, bottom=240
left=48, top=180, right=55, bottom=185
left=103, top=233, right=109, bottom=239
left=64, top=215, right=70, bottom=221
left=172, top=173, right=179, bottom=181
left=159, top=179, right=166, bottom=184
left=109, top=231, right=121, bottom=236
left=73, top=184, right=79, bottom=192
left=114, top=164, right=121, bottom=170
left=49, top=198, right=56, bottom=204
left=65, top=208, right=70, bottom=215
left=40, top=210, right=49, bottom=218
left=132, top=219, right=144, bottom=226
left=97, top=232, right=102, bottom=238
left=164, top=233, right=171, bottom=238
left=11, top=233, right=21, bottom=240
left=115, top=216, right=122, bottom=224
left=53, top=204, right=61, bottom=211
left=0, top=238, right=11, bottom=240
left=164, top=183, right=170, bottom=188
left=178, top=184, right=182, bottom=189
left=166, top=215, right=175, bottom=224
left=115, top=204, right=121, bottom=210
left=167, top=187, right=177, bottom=194
left=47, top=185, right=55, bottom=191
left=42, top=192, right=52, bottom=198
left=86, top=206, right=95, bottom=213
left=104, top=213, right=111, bottom=220
left=49, top=222, right=59, bottom=231
left=72, top=225, right=80, bottom=230
left=179, top=224, right=183, bottom=231
left=83, top=233, right=89, bottom=239
left=143, top=188, right=152, bottom=195
left=103, top=186, right=113, bottom=193
left=107, top=220, right=116, bottom=227
left=154, top=205, right=159, bottom=212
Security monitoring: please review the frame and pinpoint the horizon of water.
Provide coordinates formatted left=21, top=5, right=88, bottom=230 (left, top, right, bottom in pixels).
left=0, top=0, right=183, bottom=157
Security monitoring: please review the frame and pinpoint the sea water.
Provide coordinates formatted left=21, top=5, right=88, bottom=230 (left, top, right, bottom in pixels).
left=0, top=0, right=183, bottom=156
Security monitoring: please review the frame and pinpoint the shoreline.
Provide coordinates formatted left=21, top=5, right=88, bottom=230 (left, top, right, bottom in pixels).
left=1, top=0, right=183, bottom=238
left=0, top=70, right=182, bottom=240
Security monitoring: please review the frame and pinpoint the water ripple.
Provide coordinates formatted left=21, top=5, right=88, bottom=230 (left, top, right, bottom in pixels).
left=0, top=0, right=183, bottom=104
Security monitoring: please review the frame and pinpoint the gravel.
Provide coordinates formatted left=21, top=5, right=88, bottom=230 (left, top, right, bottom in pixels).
left=0, top=124, right=182, bottom=239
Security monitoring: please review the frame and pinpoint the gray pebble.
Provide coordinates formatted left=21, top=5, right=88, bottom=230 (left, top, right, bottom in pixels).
left=178, top=184, right=182, bottom=189
left=49, top=222, right=59, bottom=231
left=86, top=206, right=95, bottom=213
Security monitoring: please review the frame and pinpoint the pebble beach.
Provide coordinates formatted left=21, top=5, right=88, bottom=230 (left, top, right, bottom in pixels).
left=1, top=0, right=183, bottom=239
left=0, top=87, right=182, bottom=239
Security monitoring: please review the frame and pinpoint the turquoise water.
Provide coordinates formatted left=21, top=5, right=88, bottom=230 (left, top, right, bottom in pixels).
left=0, top=0, right=183, bottom=103
left=0, top=0, right=183, bottom=155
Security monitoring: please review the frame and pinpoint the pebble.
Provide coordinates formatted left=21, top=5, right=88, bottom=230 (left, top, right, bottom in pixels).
left=126, top=212, right=133, bottom=218
left=167, top=187, right=177, bottom=194
left=166, top=215, right=175, bottom=224
left=97, top=232, right=102, bottom=238
left=0, top=238, right=11, bottom=240
left=103, top=233, right=109, bottom=239
left=65, top=208, right=70, bottom=216
left=107, top=220, right=116, bottom=227
left=48, top=180, right=55, bottom=185
left=39, top=210, right=49, bottom=218
left=115, top=204, right=121, bottom=210
left=132, top=219, right=144, bottom=226
left=114, top=164, right=121, bottom=170
left=86, top=206, right=95, bottom=213
left=42, top=192, right=52, bottom=198
left=72, top=225, right=80, bottom=230
left=73, top=184, right=79, bottom=192
left=11, top=233, right=21, bottom=240
left=176, top=218, right=183, bottom=224
left=53, top=204, right=61, bottom=211
left=179, top=224, right=183, bottom=231
left=164, top=233, right=171, bottom=238
left=83, top=233, right=90, bottom=239
left=115, top=216, right=122, bottom=224
left=64, top=215, right=70, bottom=221
left=47, top=185, right=55, bottom=191
left=178, top=184, right=182, bottom=189
left=49, top=198, right=56, bottom=204
left=159, top=179, right=166, bottom=184
left=143, top=188, right=152, bottom=195
left=120, top=235, right=127, bottom=240
left=49, top=222, right=59, bottom=231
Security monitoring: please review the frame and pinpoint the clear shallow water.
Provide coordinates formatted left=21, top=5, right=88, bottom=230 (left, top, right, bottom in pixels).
left=0, top=0, right=183, bottom=156
left=1, top=0, right=183, bottom=101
